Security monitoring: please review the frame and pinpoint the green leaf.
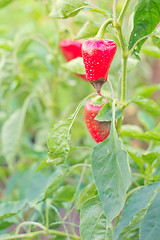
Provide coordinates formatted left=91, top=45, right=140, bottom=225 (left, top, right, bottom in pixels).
left=141, top=152, right=159, bottom=165
left=129, top=151, right=159, bottom=169
left=95, top=103, right=122, bottom=122
left=75, top=182, right=97, bottom=210
left=47, top=119, right=72, bottom=167
left=0, top=0, right=13, bottom=9
left=141, top=45, right=160, bottom=58
left=1, top=109, right=23, bottom=167
left=92, top=122, right=131, bottom=224
left=117, top=190, right=159, bottom=240
left=75, top=21, right=99, bottom=39
left=36, top=155, right=64, bottom=172
left=113, top=182, right=160, bottom=240
left=15, top=165, right=68, bottom=206
left=44, top=167, right=69, bottom=199
left=53, top=185, right=76, bottom=202
left=80, top=196, right=108, bottom=240
left=63, top=57, right=85, bottom=75
left=0, top=200, right=26, bottom=220
left=121, top=124, right=143, bottom=137
left=1, top=95, right=34, bottom=168
left=49, top=0, right=88, bottom=19
left=128, top=0, right=160, bottom=55
left=121, top=126, right=160, bottom=141
left=132, top=96, right=160, bottom=116
left=139, top=191, right=160, bottom=240
left=117, top=209, right=146, bottom=240
left=128, top=152, right=143, bottom=171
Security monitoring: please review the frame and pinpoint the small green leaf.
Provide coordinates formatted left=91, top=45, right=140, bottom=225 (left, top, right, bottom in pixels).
left=44, top=167, right=69, bottom=199
left=141, top=152, right=159, bottom=165
left=95, top=103, right=122, bottom=122
left=132, top=96, right=160, bottom=116
left=0, top=200, right=26, bottom=220
left=128, top=152, right=143, bottom=171
left=113, top=182, right=160, bottom=240
left=92, top=122, right=131, bottom=224
left=121, top=124, right=143, bottom=137
left=47, top=119, right=72, bottom=166
left=75, top=182, right=96, bottom=210
left=53, top=185, right=76, bottom=202
left=49, top=0, right=88, bottom=19
left=75, top=21, right=99, bottom=39
left=36, top=154, right=65, bottom=172
left=80, top=196, right=108, bottom=240
left=121, top=125, right=160, bottom=141
left=139, top=191, right=160, bottom=240
left=63, top=57, right=85, bottom=75
left=129, top=0, right=160, bottom=55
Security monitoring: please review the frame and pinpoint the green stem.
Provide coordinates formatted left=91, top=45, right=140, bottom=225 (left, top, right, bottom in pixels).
left=121, top=56, right=128, bottom=104
left=15, top=222, right=46, bottom=235
left=69, top=93, right=97, bottom=131
left=115, top=22, right=129, bottom=105
left=3, top=229, right=81, bottom=240
left=116, top=115, right=123, bottom=134
left=118, top=0, right=132, bottom=24
left=113, top=0, right=117, bottom=26
left=113, top=0, right=130, bottom=128
left=95, top=18, right=113, bottom=39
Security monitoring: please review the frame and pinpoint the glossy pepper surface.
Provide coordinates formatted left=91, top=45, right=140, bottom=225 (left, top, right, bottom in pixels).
left=82, top=39, right=117, bottom=92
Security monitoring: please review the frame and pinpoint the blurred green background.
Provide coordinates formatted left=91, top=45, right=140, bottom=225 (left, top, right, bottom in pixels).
left=0, top=0, right=160, bottom=238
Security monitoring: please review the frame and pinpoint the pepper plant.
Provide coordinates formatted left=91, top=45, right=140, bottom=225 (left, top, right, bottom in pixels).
left=0, top=0, right=160, bottom=239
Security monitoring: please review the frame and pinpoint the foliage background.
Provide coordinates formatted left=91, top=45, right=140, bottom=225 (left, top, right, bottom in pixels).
left=0, top=0, right=160, bottom=239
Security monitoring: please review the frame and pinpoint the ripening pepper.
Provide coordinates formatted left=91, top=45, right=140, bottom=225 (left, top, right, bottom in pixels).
left=84, top=99, right=111, bottom=143
left=60, top=39, right=86, bottom=80
left=82, top=39, right=117, bottom=92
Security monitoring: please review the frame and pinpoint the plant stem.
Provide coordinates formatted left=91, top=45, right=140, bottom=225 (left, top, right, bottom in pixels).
left=113, top=0, right=117, bottom=26
left=3, top=229, right=81, bottom=240
left=116, top=115, right=123, bottom=134
left=69, top=93, right=97, bottom=131
left=118, top=0, right=132, bottom=24
left=13, top=221, right=81, bottom=240
left=95, top=18, right=113, bottom=39
left=114, top=20, right=129, bottom=105
left=112, top=0, right=130, bottom=130
left=121, top=55, right=128, bottom=104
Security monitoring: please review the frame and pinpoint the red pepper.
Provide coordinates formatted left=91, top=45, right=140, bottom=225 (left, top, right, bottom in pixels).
left=84, top=100, right=111, bottom=143
left=60, top=39, right=86, bottom=80
left=82, top=39, right=117, bottom=92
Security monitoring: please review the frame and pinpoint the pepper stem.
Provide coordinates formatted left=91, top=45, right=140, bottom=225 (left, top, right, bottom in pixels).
left=95, top=18, right=113, bottom=39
